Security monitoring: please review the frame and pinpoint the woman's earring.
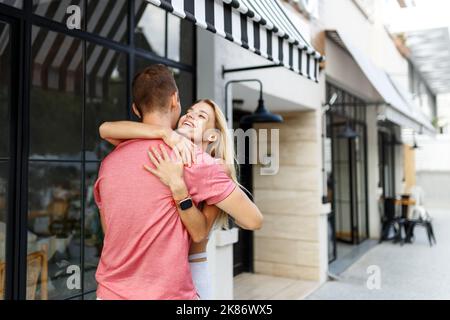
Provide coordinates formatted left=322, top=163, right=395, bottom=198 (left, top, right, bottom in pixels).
left=209, top=135, right=217, bottom=142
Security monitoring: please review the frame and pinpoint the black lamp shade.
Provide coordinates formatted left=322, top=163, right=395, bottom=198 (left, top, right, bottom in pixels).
left=240, top=99, right=284, bottom=125
left=337, top=125, right=359, bottom=139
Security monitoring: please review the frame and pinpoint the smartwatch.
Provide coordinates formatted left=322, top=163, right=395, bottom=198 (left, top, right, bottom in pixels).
left=178, top=197, right=193, bottom=211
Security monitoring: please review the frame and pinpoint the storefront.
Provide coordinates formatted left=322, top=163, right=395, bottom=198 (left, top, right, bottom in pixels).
left=322, top=25, right=434, bottom=268
left=0, top=0, right=196, bottom=300
left=1, top=0, right=324, bottom=300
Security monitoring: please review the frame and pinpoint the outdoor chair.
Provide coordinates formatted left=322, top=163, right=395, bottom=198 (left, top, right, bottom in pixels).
left=380, top=198, right=408, bottom=245
left=405, top=187, right=437, bottom=247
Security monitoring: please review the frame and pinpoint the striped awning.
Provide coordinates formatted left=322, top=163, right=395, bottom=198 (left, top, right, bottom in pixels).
left=148, top=0, right=324, bottom=82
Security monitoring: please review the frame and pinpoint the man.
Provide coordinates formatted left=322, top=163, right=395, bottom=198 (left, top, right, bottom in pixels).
left=94, top=64, right=263, bottom=300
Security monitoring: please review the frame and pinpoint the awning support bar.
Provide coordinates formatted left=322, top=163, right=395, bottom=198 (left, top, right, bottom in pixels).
left=222, top=64, right=283, bottom=78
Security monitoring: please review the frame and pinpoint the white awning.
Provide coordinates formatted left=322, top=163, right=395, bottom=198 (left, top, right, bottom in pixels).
left=147, top=0, right=323, bottom=82
left=404, top=27, right=450, bottom=94
left=327, top=30, right=435, bottom=135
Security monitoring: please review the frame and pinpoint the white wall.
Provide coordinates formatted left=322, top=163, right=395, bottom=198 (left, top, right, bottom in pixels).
left=325, top=39, right=380, bottom=101
left=366, top=107, right=381, bottom=239
left=416, top=135, right=450, bottom=172
left=371, top=1, right=410, bottom=91
left=415, top=134, right=450, bottom=208
left=320, top=0, right=374, bottom=56
left=197, top=23, right=327, bottom=298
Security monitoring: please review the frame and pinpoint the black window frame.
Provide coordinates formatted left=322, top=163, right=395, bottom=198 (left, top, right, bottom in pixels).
left=0, top=0, right=196, bottom=300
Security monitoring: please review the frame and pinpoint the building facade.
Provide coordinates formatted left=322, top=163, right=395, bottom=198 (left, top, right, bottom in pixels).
left=0, top=0, right=436, bottom=300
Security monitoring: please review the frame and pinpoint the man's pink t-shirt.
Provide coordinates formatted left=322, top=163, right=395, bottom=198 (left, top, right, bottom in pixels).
left=93, top=139, right=236, bottom=300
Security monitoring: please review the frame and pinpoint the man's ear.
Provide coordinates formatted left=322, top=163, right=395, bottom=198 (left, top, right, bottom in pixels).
left=132, top=103, right=142, bottom=119
left=170, top=92, right=180, bottom=111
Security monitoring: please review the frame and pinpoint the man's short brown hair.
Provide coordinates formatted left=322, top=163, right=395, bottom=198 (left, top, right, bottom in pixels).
left=132, top=64, right=178, bottom=115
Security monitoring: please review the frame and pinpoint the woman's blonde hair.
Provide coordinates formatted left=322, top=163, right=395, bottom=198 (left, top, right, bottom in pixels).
left=197, top=99, right=240, bottom=230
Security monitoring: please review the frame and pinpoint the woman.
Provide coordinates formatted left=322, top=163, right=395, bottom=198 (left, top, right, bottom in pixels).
left=99, top=99, right=259, bottom=300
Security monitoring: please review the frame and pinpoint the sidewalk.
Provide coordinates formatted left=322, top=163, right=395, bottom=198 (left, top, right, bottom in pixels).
left=306, top=207, right=450, bottom=300
left=234, top=273, right=320, bottom=300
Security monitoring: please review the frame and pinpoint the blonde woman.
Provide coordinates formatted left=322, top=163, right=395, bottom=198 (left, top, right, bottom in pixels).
left=100, top=99, right=259, bottom=300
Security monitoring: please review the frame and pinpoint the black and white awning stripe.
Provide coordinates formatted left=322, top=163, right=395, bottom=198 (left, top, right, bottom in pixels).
left=147, top=0, right=323, bottom=82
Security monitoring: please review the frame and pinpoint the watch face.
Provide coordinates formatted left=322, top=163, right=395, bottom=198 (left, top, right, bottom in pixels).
left=180, top=198, right=193, bottom=210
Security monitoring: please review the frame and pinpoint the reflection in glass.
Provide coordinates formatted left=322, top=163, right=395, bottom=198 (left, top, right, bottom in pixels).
left=84, top=163, right=103, bottom=294
left=168, top=14, right=194, bottom=65
left=87, top=0, right=128, bottom=43
left=173, top=68, right=194, bottom=113
left=30, top=27, right=83, bottom=160
left=0, top=164, right=8, bottom=300
left=0, top=0, right=23, bottom=8
left=85, top=44, right=127, bottom=161
left=167, top=14, right=180, bottom=62
left=135, top=0, right=166, bottom=56
left=0, top=22, right=10, bottom=159
left=0, top=21, right=11, bottom=301
left=33, top=0, right=85, bottom=26
left=27, top=162, right=82, bottom=300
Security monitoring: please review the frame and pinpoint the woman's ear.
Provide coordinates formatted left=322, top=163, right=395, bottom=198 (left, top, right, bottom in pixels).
left=207, top=132, right=218, bottom=143
left=132, top=103, right=142, bottom=119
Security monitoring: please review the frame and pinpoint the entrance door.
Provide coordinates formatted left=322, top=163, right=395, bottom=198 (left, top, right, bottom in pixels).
left=331, top=122, right=369, bottom=245
left=232, top=110, right=253, bottom=276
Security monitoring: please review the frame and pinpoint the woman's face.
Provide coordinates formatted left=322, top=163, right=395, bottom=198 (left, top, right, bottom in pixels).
left=177, top=102, right=216, bottom=142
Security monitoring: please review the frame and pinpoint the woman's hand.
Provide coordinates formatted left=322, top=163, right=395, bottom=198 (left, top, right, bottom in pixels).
left=162, top=129, right=196, bottom=167
left=144, top=145, right=189, bottom=201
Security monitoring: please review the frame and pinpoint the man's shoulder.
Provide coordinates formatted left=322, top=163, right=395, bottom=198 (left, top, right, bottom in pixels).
left=116, top=139, right=164, bottom=150
left=105, top=139, right=163, bottom=158
left=100, top=139, right=164, bottom=171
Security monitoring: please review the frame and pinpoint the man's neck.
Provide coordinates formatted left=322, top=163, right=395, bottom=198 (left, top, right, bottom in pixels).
left=142, top=112, right=173, bottom=129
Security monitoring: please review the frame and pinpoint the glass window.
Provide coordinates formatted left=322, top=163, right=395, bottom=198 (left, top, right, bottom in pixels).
left=83, top=162, right=102, bottom=295
left=173, top=68, right=195, bottom=113
left=135, top=0, right=166, bottom=56
left=87, top=0, right=128, bottom=43
left=167, top=14, right=180, bottom=62
left=0, top=0, right=23, bottom=9
left=167, top=14, right=194, bottom=65
left=85, top=44, right=127, bottom=161
left=0, top=163, right=8, bottom=300
left=134, top=0, right=194, bottom=64
left=33, top=0, right=85, bottom=27
left=27, top=162, right=82, bottom=300
left=1, top=0, right=196, bottom=299
left=0, top=21, right=11, bottom=301
left=30, top=26, right=83, bottom=160
left=0, top=22, right=11, bottom=159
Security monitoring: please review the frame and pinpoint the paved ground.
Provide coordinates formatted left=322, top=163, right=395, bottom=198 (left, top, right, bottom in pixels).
left=234, top=273, right=320, bottom=300
left=307, top=207, right=450, bottom=300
